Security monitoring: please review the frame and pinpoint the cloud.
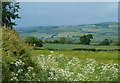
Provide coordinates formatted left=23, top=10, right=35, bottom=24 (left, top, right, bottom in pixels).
left=15, top=2, right=118, bottom=27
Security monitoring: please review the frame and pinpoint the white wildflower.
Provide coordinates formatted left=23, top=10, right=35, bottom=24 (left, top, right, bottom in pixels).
left=50, top=51, right=54, bottom=53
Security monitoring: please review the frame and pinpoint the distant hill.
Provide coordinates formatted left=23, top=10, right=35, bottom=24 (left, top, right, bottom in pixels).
left=15, top=22, right=118, bottom=43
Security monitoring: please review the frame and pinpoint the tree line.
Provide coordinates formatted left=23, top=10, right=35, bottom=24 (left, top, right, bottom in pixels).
left=25, top=34, right=120, bottom=47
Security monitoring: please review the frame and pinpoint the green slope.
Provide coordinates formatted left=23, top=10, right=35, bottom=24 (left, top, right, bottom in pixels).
left=15, top=22, right=118, bottom=43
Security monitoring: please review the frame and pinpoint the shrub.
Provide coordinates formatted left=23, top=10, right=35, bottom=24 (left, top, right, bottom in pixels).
left=2, top=28, right=39, bottom=81
left=53, top=39, right=59, bottom=43
left=99, top=39, right=110, bottom=46
left=25, top=36, right=43, bottom=47
left=80, top=34, right=93, bottom=45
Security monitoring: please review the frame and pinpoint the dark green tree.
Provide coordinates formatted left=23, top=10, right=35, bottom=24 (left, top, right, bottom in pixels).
left=2, top=2, right=20, bottom=28
left=59, top=37, right=66, bottom=44
left=80, top=34, right=93, bottom=45
left=53, top=39, right=59, bottom=43
left=34, top=39, right=43, bottom=47
left=0, top=1, right=2, bottom=25
left=25, top=36, right=43, bottom=47
left=99, top=39, right=110, bottom=46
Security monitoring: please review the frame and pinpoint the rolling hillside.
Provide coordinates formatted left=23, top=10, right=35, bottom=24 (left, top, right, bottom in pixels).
left=15, top=22, right=118, bottom=43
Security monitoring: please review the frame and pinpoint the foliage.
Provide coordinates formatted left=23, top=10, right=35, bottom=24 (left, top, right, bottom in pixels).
left=2, top=2, right=20, bottom=28
left=53, top=39, right=59, bottom=43
left=99, top=39, right=110, bottom=46
left=80, top=34, right=93, bottom=45
left=59, top=37, right=72, bottom=44
left=2, top=28, right=39, bottom=81
left=25, top=36, right=43, bottom=47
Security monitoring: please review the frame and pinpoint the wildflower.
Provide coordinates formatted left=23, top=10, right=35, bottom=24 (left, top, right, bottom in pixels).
left=25, top=73, right=29, bottom=76
left=27, top=67, right=34, bottom=71
left=10, top=62, right=14, bottom=64
left=50, top=51, right=54, bottom=53
left=39, top=54, right=44, bottom=57
left=59, top=54, right=64, bottom=57
left=48, top=55, right=52, bottom=57
left=18, top=69, right=23, bottom=73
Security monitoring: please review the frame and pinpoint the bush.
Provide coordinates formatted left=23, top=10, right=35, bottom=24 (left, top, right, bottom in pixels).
left=2, top=28, right=39, bottom=81
left=53, top=39, right=59, bottom=43
left=25, top=36, right=43, bottom=47
left=99, top=39, right=110, bottom=46
left=80, top=34, right=93, bottom=45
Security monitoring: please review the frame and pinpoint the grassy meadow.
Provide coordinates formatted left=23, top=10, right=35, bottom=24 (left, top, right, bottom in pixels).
left=32, top=44, right=119, bottom=63
left=43, top=43, right=119, bottom=50
left=30, top=44, right=119, bottom=81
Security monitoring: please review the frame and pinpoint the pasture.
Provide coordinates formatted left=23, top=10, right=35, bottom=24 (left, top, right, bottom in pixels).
left=43, top=43, right=119, bottom=50
left=32, top=44, right=119, bottom=63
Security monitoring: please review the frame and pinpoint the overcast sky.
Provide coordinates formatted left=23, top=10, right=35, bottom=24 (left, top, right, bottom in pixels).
left=15, top=2, right=118, bottom=27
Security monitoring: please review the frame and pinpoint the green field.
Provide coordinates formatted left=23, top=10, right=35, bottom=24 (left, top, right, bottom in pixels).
left=31, top=44, right=119, bottom=63
left=43, top=43, right=119, bottom=50
left=32, top=50, right=118, bottom=63
left=30, top=44, right=119, bottom=81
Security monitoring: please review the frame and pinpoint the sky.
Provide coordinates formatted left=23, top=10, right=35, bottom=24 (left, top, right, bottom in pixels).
left=15, top=2, right=118, bottom=27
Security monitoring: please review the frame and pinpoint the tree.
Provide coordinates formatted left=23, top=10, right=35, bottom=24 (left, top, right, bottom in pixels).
left=99, top=39, right=110, bottom=46
left=59, top=37, right=66, bottom=44
left=0, top=1, right=2, bottom=25
left=53, top=39, right=59, bottom=43
left=59, top=37, right=72, bottom=44
left=80, top=34, right=93, bottom=45
left=25, top=36, right=43, bottom=47
left=2, top=2, right=20, bottom=28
